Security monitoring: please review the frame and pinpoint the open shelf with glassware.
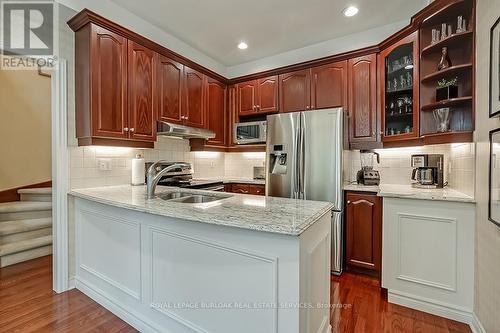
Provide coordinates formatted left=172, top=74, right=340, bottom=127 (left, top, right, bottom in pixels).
left=419, top=0, right=474, bottom=140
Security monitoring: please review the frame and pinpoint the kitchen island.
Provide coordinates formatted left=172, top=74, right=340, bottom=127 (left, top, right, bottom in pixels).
left=69, top=185, right=334, bottom=333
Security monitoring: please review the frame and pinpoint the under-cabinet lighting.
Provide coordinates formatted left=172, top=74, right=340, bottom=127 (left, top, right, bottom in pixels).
left=343, top=6, right=359, bottom=17
left=238, top=41, right=248, bottom=50
left=194, top=151, right=221, bottom=159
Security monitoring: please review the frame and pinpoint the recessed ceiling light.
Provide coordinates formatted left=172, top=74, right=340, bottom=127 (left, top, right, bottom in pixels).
left=238, top=41, right=248, bottom=50
left=343, top=6, right=359, bottom=17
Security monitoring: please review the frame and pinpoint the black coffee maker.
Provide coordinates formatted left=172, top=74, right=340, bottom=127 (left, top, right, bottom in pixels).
left=356, top=150, right=381, bottom=186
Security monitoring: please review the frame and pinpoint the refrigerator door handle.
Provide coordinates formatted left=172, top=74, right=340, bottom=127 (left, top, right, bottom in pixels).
left=293, top=118, right=301, bottom=199
left=299, top=112, right=306, bottom=200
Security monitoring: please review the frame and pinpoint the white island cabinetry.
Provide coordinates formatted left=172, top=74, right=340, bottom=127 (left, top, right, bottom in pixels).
left=71, top=185, right=333, bottom=333
left=382, top=197, right=475, bottom=324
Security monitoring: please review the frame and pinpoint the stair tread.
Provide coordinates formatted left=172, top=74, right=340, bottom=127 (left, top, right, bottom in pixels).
left=0, top=201, right=52, bottom=213
left=0, top=235, right=52, bottom=256
left=0, top=217, right=52, bottom=236
left=17, top=187, right=52, bottom=195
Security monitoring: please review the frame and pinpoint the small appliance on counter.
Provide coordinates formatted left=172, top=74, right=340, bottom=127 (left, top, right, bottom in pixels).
left=356, top=150, right=381, bottom=186
left=145, top=162, right=224, bottom=191
left=411, top=154, right=444, bottom=188
left=253, top=166, right=265, bottom=180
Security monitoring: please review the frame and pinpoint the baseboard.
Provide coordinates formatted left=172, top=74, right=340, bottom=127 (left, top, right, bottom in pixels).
left=388, top=291, right=473, bottom=326
left=470, top=313, right=486, bottom=333
left=68, top=277, right=76, bottom=290
left=75, top=277, right=162, bottom=333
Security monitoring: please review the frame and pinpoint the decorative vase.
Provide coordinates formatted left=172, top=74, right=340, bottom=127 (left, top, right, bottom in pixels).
left=436, top=85, right=459, bottom=101
left=437, top=47, right=452, bottom=71
left=433, top=108, right=451, bottom=132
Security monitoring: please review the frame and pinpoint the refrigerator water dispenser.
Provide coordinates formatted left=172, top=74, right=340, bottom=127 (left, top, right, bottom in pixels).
left=269, top=145, right=287, bottom=175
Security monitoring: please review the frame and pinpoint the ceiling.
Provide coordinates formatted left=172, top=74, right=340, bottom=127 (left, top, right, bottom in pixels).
left=108, top=0, right=429, bottom=66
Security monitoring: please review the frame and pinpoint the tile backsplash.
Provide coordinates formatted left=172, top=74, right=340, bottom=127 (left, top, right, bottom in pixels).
left=69, top=137, right=265, bottom=189
left=344, top=143, right=475, bottom=196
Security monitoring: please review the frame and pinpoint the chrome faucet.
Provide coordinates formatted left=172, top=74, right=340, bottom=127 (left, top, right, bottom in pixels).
left=146, top=161, right=192, bottom=199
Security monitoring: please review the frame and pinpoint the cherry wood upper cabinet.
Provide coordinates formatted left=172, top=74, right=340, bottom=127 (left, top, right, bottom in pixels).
left=237, top=81, right=257, bottom=116
left=183, top=66, right=205, bottom=128
left=157, top=55, right=183, bottom=124
left=279, top=69, right=311, bottom=113
left=206, top=78, right=226, bottom=146
left=127, top=41, right=156, bottom=142
left=311, top=61, right=348, bottom=110
left=237, top=76, right=278, bottom=116
left=89, top=25, right=128, bottom=139
left=348, top=54, right=378, bottom=144
left=345, top=192, right=382, bottom=277
left=256, top=76, right=279, bottom=113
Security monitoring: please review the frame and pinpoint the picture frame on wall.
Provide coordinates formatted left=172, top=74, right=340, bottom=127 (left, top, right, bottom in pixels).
left=490, top=17, right=500, bottom=117
left=489, top=128, right=500, bottom=227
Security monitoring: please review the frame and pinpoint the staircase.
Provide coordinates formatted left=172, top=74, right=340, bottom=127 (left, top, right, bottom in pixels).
left=0, top=188, right=52, bottom=267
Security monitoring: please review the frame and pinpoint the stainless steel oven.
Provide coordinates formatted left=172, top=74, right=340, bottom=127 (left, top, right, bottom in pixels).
left=234, top=121, right=267, bottom=144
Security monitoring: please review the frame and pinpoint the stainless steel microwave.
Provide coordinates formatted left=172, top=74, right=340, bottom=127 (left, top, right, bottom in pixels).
left=234, top=121, right=267, bottom=144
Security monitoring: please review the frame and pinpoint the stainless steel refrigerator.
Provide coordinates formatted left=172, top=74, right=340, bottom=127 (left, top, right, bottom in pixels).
left=266, top=108, right=343, bottom=275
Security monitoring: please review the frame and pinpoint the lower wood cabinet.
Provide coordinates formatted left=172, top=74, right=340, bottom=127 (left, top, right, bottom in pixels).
left=345, top=191, right=382, bottom=277
left=224, top=183, right=265, bottom=196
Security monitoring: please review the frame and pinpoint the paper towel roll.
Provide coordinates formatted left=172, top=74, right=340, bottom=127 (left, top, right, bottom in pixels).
left=131, top=154, right=145, bottom=185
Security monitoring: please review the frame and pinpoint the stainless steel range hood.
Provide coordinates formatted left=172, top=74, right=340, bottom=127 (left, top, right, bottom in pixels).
left=157, top=121, right=215, bottom=139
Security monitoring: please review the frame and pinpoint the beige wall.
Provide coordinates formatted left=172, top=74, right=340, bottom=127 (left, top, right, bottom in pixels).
left=0, top=65, right=52, bottom=191
left=475, top=0, right=500, bottom=331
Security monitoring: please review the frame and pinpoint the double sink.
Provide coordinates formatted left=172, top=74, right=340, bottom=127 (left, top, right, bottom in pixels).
left=157, top=191, right=231, bottom=204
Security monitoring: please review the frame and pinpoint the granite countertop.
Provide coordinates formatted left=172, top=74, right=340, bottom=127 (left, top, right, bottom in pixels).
left=343, top=183, right=475, bottom=203
left=69, top=185, right=333, bottom=236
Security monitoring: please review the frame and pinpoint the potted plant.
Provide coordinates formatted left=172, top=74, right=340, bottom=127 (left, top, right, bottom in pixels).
left=436, top=77, right=459, bottom=101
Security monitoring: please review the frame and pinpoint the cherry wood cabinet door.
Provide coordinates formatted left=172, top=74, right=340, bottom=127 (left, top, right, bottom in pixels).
left=256, top=76, right=279, bottom=114
left=346, top=192, right=382, bottom=276
left=127, top=41, right=156, bottom=141
left=230, top=184, right=251, bottom=194
left=206, top=78, right=226, bottom=146
left=157, top=55, right=183, bottom=124
left=279, top=69, right=311, bottom=113
left=348, top=54, right=378, bottom=143
left=237, top=80, right=257, bottom=116
left=311, top=61, right=347, bottom=110
left=183, top=66, right=205, bottom=128
left=248, top=184, right=265, bottom=196
left=90, top=25, right=128, bottom=139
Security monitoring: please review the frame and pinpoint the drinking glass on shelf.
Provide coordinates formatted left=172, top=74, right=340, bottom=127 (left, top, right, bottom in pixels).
left=397, top=98, right=404, bottom=114
left=457, top=16, right=463, bottom=33
left=432, top=29, right=438, bottom=44
left=441, top=23, right=447, bottom=40
left=406, top=72, right=412, bottom=86
left=387, top=80, right=392, bottom=92
left=400, top=75, right=406, bottom=89
left=448, top=24, right=453, bottom=37
left=393, top=78, right=398, bottom=91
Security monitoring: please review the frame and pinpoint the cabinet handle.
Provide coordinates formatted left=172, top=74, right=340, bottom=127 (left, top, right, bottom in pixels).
left=130, top=128, right=135, bottom=132
left=311, top=105, right=315, bottom=109
left=185, top=117, right=189, bottom=120
left=123, top=127, right=129, bottom=132
left=306, top=105, right=310, bottom=109
left=256, top=105, right=260, bottom=110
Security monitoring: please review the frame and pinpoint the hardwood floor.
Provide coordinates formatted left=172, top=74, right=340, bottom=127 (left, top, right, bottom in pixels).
left=330, top=273, right=471, bottom=333
left=0, top=256, right=471, bottom=333
left=0, top=256, right=138, bottom=333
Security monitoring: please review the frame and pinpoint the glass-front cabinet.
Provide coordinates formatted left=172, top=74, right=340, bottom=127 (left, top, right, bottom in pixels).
left=380, top=31, right=419, bottom=142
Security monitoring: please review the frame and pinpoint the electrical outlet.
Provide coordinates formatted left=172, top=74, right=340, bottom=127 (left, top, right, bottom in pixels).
left=98, top=158, right=112, bottom=171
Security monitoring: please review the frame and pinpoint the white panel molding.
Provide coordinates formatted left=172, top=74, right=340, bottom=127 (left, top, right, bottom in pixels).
left=76, top=277, right=162, bottom=333
left=305, top=233, right=329, bottom=333
left=77, top=208, right=142, bottom=300
left=147, top=226, right=279, bottom=333
left=396, top=213, right=458, bottom=292
left=388, top=290, right=474, bottom=325
left=80, top=264, right=140, bottom=300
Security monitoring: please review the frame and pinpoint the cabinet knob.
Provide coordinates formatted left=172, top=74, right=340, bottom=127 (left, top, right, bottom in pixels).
left=256, top=105, right=260, bottom=110
left=185, top=117, right=189, bottom=120
left=124, top=127, right=129, bottom=132
left=347, top=200, right=351, bottom=204
left=130, top=128, right=135, bottom=132
left=306, top=106, right=310, bottom=109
